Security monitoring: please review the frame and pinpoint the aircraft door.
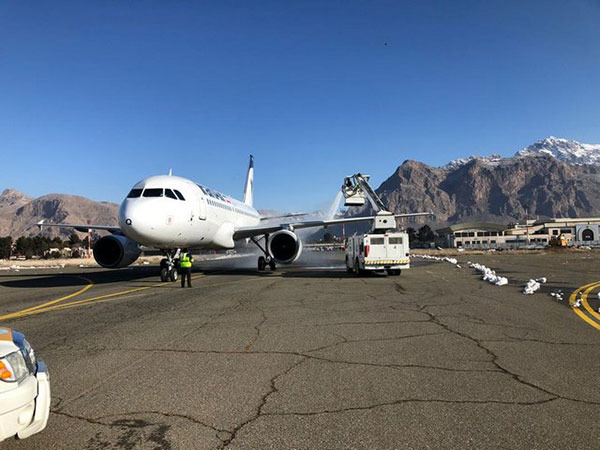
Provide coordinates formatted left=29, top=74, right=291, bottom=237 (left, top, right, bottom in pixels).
left=198, top=195, right=207, bottom=220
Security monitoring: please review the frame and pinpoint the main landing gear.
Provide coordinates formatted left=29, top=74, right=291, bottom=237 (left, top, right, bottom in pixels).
left=251, top=236, right=276, bottom=271
left=160, top=249, right=180, bottom=282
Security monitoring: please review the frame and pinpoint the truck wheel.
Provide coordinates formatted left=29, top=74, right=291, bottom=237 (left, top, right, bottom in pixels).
left=386, top=269, right=401, bottom=276
left=354, top=258, right=362, bottom=276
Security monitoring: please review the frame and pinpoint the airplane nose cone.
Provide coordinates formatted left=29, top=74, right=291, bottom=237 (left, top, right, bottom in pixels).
left=119, top=200, right=136, bottom=229
left=119, top=200, right=158, bottom=244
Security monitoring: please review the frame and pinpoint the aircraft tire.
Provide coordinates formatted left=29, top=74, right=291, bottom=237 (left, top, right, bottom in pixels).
left=169, top=268, right=178, bottom=282
left=160, top=267, right=169, bottom=282
left=269, top=260, right=276, bottom=271
left=258, top=256, right=266, bottom=271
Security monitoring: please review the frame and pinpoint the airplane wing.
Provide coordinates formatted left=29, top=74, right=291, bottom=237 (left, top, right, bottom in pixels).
left=37, top=220, right=121, bottom=234
left=260, top=212, right=307, bottom=221
left=233, top=212, right=433, bottom=240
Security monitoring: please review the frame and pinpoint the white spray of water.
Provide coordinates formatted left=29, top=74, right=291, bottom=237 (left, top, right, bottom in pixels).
left=327, top=190, right=344, bottom=220
left=296, top=190, right=344, bottom=244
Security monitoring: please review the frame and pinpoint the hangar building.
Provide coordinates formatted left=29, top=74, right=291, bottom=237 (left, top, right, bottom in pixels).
left=437, top=218, right=600, bottom=249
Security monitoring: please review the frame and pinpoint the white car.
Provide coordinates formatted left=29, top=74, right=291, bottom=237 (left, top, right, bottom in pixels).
left=0, top=326, right=50, bottom=441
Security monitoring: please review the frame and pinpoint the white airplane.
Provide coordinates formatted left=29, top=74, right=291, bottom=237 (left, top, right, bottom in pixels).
left=39, top=156, right=430, bottom=281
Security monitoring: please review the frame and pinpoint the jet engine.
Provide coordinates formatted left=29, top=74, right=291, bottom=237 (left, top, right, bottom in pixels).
left=93, top=235, right=141, bottom=268
left=267, top=230, right=302, bottom=264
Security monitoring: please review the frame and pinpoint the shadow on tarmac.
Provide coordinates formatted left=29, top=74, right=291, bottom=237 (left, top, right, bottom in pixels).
left=0, top=263, right=401, bottom=288
left=0, top=252, right=419, bottom=288
left=0, top=267, right=160, bottom=289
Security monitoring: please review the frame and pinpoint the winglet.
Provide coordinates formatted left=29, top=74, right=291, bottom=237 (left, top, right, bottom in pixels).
left=37, top=219, right=45, bottom=230
left=242, top=155, right=254, bottom=207
left=168, top=169, right=173, bottom=176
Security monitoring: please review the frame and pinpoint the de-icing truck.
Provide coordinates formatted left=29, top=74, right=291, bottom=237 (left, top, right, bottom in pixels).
left=341, top=173, right=430, bottom=276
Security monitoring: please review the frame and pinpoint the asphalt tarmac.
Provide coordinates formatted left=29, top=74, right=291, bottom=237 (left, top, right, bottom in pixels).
left=1, top=251, right=600, bottom=449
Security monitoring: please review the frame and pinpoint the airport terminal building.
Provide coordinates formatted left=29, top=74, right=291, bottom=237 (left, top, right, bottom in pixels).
left=438, top=218, right=600, bottom=249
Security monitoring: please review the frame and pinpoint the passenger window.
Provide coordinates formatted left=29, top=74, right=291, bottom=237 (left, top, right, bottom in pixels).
left=174, top=190, right=185, bottom=201
left=165, top=189, right=177, bottom=200
left=370, top=238, right=384, bottom=245
left=143, top=188, right=163, bottom=197
left=389, top=237, right=402, bottom=245
left=127, top=189, right=142, bottom=198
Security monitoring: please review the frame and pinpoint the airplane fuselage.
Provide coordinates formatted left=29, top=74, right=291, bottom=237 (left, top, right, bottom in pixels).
left=119, top=175, right=260, bottom=249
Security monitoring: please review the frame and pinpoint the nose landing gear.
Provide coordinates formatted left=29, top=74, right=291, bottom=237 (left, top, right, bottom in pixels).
left=160, top=249, right=180, bottom=282
left=252, top=236, right=276, bottom=271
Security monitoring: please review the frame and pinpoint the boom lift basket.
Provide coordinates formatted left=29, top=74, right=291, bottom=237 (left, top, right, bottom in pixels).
left=342, top=176, right=367, bottom=207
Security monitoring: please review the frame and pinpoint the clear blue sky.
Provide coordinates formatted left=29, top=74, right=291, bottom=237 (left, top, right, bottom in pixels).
left=1, top=0, right=599, bottom=211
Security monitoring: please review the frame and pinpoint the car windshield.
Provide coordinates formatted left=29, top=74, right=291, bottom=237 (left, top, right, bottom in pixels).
left=143, top=188, right=164, bottom=197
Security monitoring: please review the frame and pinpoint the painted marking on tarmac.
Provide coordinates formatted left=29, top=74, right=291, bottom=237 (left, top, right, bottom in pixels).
left=0, top=276, right=94, bottom=321
left=45, top=275, right=269, bottom=313
left=0, top=274, right=207, bottom=321
left=570, top=281, right=600, bottom=330
left=27, top=276, right=268, bottom=315
left=0, top=272, right=273, bottom=319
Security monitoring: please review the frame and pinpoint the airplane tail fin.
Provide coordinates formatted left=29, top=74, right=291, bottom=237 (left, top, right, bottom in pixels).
left=242, top=155, right=254, bottom=207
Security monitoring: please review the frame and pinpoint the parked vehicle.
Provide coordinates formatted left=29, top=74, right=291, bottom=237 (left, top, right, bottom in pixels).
left=0, top=327, right=50, bottom=442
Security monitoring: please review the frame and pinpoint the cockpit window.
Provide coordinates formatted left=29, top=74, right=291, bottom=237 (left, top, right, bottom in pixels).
left=174, top=190, right=185, bottom=201
left=165, top=189, right=177, bottom=200
left=143, top=188, right=164, bottom=197
left=127, top=189, right=143, bottom=198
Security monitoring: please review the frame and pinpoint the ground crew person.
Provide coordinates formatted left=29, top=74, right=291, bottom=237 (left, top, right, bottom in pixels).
left=179, top=248, right=193, bottom=288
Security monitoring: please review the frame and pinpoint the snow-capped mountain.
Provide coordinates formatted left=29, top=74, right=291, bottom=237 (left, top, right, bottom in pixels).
left=441, top=137, right=600, bottom=169
left=374, top=150, right=600, bottom=226
left=516, top=137, right=600, bottom=165
left=442, top=154, right=504, bottom=170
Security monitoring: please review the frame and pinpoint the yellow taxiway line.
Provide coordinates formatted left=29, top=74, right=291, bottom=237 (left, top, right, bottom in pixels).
left=0, top=276, right=94, bottom=321
left=0, top=274, right=206, bottom=321
left=40, top=275, right=271, bottom=314
left=569, top=281, right=600, bottom=331
left=0, top=271, right=276, bottom=320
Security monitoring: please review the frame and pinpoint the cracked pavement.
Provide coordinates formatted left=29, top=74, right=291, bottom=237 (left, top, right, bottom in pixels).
left=1, top=252, right=600, bottom=449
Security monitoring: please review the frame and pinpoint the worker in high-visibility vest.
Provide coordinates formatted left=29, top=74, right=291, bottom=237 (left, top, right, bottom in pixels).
left=179, top=248, right=193, bottom=288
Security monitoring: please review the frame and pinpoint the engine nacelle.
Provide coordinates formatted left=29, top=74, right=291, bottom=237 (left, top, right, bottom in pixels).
left=93, top=235, right=141, bottom=268
left=268, top=230, right=302, bottom=264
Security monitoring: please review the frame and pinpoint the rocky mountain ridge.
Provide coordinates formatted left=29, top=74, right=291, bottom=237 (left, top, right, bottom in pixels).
left=0, top=189, right=119, bottom=238
left=376, top=154, right=600, bottom=225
